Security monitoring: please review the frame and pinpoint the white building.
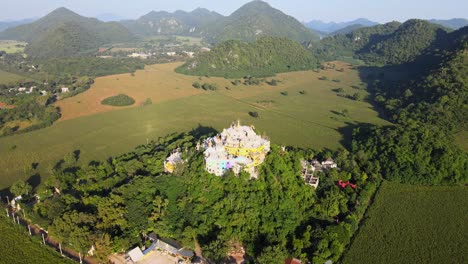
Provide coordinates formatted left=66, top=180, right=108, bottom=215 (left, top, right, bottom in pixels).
left=61, top=87, right=70, bottom=93
left=203, top=121, right=270, bottom=178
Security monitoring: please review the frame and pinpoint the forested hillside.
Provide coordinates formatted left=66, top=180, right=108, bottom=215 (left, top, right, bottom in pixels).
left=308, top=20, right=450, bottom=65
left=13, top=131, right=380, bottom=263
left=0, top=7, right=133, bottom=57
left=121, top=8, right=223, bottom=37
left=351, top=28, right=468, bottom=184
left=176, top=37, right=318, bottom=78
left=203, top=1, right=318, bottom=44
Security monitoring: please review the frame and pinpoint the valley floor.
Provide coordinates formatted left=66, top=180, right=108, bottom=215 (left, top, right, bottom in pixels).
left=0, top=61, right=388, bottom=189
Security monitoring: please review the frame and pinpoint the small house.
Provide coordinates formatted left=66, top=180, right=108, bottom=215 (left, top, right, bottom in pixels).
left=322, top=158, right=337, bottom=169
left=40, top=90, right=48, bottom=96
left=18, top=87, right=27, bottom=92
left=128, top=247, right=144, bottom=262
left=61, top=87, right=69, bottom=93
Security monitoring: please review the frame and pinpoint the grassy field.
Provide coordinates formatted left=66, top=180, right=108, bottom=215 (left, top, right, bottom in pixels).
left=341, top=182, right=468, bottom=264
left=0, top=40, right=27, bottom=54
left=0, top=69, right=28, bottom=85
left=0, top=214, right=72, bottom=264
left=0, top=62, right=388, bottom=189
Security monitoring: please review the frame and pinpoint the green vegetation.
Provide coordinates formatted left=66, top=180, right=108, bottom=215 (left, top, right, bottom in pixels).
left=0, top=64, right=387, bottom=189
left=342, top=182, right=468, bottom=264
left=121, top=8, right=223, bottom=37
left=351, top=34, right=467, bottom=185
left=101, top=94, right=135, bottom=106
left=177, top=37, right=318, bottom=78
left=308, top=20, right=450, bottom=66
left=204, top=1, right=318, bottom=44
left=0, top=7, right=133, bottom=57
left=0, top=40, right=27, bottom=54
left=0, top=214, right=72, bottom=264
left=15, top=130, right=379, bottom=263
left=0, top=69, right=28, bottom=85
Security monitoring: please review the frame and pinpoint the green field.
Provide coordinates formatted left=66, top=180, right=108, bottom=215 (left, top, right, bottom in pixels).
left=0, top=62, right=388, bottom=189
left=0, top=69, right=28, bottom=84
left=342, top=182, right=468, bottom=264
left=0, top=214, right=72, bottom=264
left=0, top=40, right=27, bottom=54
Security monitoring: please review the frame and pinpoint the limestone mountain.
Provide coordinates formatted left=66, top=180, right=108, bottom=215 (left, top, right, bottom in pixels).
left=204, top=1, right=318, bottom=44
left=176, top=37, right=318, bottom=78
left=0, top=18, right=36, bottom=32
left=308, top=19, right=450, bottom=65
left=120, top=8, right=224, bottom=36
left=305, top=18, right=379, bottom=33
left=429, top=18, right=468, bottom=30
left=0, top=7, right=133, bottom=57
left=329, top=24, right=368, bottom=36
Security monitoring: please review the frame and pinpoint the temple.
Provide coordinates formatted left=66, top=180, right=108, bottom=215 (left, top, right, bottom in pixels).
left=164, top=149, right=183, bottom=173
left=203, top=121, right=270, bottom=178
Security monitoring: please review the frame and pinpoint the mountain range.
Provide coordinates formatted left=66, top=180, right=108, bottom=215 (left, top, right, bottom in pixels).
left=120, top=8, right=223, bottom=37
left=0, top=18, right=36, bottom=32
left=121, top=1, right=318, bottom=43
left=305, top=18, right=379, bottom=33
left=429, top=18, right=468, bottom=29
left=0, top=7, right=133, bottom=57
left=307, top=19, right=454, bottom=66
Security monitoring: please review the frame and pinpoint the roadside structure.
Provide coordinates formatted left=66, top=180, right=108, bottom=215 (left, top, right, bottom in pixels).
left=203, top=121, right=270, bottom=178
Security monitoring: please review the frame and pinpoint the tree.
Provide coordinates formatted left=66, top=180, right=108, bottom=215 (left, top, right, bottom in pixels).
left=10, top=180, right=32, bottom=197
left=352, top=92, right=363, bottom=101
left=192, top=82, right=201, bottom=89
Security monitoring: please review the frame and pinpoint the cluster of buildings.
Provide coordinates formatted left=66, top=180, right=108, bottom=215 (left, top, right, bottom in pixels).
left=300, top=158, right=338, bottom=188
left=7, top=85, right=69, bottom=96
left=203, top=121, right=270, bottom=178
left=127, top=233, right=194, bottom=263
left=164, top=121, right=271, bottom=178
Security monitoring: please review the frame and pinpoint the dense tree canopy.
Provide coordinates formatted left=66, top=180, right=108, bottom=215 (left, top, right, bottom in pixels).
left=177, top=37, right=318, bottom=78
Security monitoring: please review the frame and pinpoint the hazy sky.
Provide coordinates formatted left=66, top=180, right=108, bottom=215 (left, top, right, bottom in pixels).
left=3, top=0, right=467, bottom=23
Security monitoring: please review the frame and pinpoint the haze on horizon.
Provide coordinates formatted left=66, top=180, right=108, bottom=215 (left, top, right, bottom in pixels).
left=3, top=0, right=467, bottom=23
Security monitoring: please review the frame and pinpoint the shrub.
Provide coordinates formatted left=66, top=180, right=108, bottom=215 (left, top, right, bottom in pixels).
left=101, top=94, right=135, bottom=106
left=249, top=111, right=259, bottom=118
left=299, top=90, right=307, bottom=95
left=280, top=91, right=288, bottom=96
left=192, top=82, right=201, bottom=89
left=201, top=83, right=217, bottom=91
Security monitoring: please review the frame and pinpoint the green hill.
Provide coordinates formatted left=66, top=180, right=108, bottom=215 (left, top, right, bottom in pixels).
left=0, top=7, right=133, bottom=57
left=176, top=37, right=318, bottom=78
left=308, top=20, right=450, bottom=65
left=121, top=8, right=224, bottom=37
left=359, top=19, right=448, bottom=65
left=429, top=18, right=468, bottom=30
left=204, top=1, right=318, bottom=44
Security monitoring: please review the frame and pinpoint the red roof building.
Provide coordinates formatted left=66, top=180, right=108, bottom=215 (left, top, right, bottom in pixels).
left=285, top=258, right=302, bottom=264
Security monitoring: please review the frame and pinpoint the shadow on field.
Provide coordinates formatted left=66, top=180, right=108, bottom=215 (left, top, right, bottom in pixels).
left=338, top=122, right=379, bottom=149
left=189, top=124, right=218, bottom=138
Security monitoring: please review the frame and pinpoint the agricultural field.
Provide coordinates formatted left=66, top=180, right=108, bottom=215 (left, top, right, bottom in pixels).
left=0, top=40, right=27, bottom=54
left=0, top=69, right=28, bottom=84
left=0, top=214, right=72, bottom=264
left=341, top=182, right=468, bottom=264
left=0, top=61, right=388, bottom=189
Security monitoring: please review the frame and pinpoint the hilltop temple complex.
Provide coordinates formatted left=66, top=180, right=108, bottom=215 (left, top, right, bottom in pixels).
left=203, top=121, right=270, bottom=178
